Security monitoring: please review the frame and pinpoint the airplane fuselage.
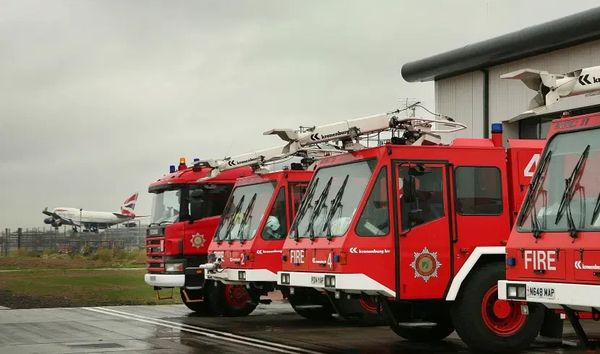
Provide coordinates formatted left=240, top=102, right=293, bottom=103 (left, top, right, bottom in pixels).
left=43, top=193, right=139, bottom=231
left=54, top=208, right=130, bottom=224
left=45, top=208, right=133, bottom=230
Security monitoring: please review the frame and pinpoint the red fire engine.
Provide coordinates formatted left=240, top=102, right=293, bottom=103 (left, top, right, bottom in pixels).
left=198, top=116, right=406, bottom=319
left=203, top=168, right=313, bottom=316
left=498, top=66, right=600, bottom=348
left=144, top=157, right=253, bottom=313
left=275, top=113, right=548, bottom=351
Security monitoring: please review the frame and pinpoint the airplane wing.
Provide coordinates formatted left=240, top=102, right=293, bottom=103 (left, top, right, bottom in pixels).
left=42, top=208, right=81, bottom=227
left=42, top=208, right=54, bottom=217
left=112, top=213, right=149, bottom=219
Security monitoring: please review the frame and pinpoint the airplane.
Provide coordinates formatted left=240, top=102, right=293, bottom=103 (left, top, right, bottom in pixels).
left=42, top=193, right=141, bottom=232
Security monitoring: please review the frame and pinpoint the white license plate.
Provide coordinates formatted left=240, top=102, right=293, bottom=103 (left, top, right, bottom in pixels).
left=527, top=285, right=556, bottom=300
left=310, top=276, right=324, bottom=285
left=149, top=229, right=160, bottom=236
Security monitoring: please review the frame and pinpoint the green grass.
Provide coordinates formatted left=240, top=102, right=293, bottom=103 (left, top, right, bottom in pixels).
left=0, top=268, right=182, bottom=307
left=0, top=249, right=147, bottom=270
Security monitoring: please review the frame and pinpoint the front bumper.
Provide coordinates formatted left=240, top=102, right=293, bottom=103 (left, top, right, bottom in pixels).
left=277, top=271, right=395, bottom=297
left=144, top=273, right=185, bottom=288
left=498, top=280, right=600, bottom=312
left=205, top=268, right=277, bottom=284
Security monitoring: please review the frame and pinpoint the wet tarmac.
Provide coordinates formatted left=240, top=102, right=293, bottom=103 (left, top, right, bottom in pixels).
left=0, top=301, right=598, bottom=353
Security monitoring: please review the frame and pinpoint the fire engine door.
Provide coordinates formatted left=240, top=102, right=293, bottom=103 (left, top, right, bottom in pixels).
left=395, top=162, right=452, bottom=299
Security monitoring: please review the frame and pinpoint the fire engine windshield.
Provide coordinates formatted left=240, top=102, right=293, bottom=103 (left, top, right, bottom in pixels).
left=519, top=127, right=600, bottom=233
left=290, top=159, right=377, bottom=239
left=150, top=188, right=181, bottom=225
left=150, top=184, right=233, bottom=225
left=214, top=182, right=276, bottom=242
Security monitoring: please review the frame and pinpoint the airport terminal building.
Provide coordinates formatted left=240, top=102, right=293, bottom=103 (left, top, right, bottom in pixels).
left=402, top=7, right=600, bottom=141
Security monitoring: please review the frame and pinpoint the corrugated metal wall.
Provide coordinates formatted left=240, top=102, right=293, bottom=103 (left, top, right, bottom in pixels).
left=435, top=71, right=484, bottom=139
left=434, top=39, right=600, bottom=139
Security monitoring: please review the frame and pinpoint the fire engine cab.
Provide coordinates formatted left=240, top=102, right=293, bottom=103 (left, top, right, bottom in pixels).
left=498, top=66, right=600, bottom=348
left=144, top=157, right=252, bottom=313
left=276, top=114, right=546, bottom=351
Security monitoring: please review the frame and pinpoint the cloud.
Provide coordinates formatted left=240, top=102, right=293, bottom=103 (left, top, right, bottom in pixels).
left=1, top=0, right=599, bottom=227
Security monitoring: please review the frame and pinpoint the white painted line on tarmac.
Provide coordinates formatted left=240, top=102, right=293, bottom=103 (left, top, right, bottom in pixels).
left=83, top=306, right=323, bottom=354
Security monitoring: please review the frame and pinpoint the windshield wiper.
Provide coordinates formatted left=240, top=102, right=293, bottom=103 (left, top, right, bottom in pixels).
left=306, top=177, right=333, bottom=240
left=235, top=193, right=257, bottom=244
left=222, top=195, right=245, bottom=244
left=291, top=178, right=319, bottom=241
left=530, top=204, right=542, bottom=240
left=565, top=199, right=578, bottom=239
left=518, top=151, right=552, bottom=227
left=591, top=192, right=600, bottom=226
left=322, top=175, right=349, bottom=240
left=555, top=145, right=590, bottom=225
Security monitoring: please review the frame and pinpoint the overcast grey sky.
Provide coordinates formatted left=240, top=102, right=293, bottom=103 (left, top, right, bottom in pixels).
left=1, top=0, right=599, bottom=228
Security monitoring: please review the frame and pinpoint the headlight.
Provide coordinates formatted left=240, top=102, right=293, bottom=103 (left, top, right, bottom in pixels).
left=517, top=286, right=526, bottom=299
left=506, top=283, right=526, bottom=300
left=238, top=271, right=246, bottom=281
left=280, top=273, right=290, bottom=285
left=508, top=285, right=518, bottom=298
left=165, top=263, right=184, bottom=272
left=324, top=275, right=336, bottom=288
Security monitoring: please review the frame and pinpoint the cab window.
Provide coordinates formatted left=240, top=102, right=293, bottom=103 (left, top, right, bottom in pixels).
left=356, top=168, right=389, bottom=236
left=455, top=167, right=502, bottom=215
left=290, top=183, right=308, bottom=217
left=262, top=188, right=288, bottom=240
left=399, top=165, right=444, bottom=231
left=189, top=185, right=233, bottom=221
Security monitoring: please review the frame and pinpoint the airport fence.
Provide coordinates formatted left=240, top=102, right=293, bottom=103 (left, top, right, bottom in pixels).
left=0, top=225, right=147, bottom=256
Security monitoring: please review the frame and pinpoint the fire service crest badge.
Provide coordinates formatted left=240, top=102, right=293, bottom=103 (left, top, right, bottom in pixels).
left=190, top=233, right=206, bottom=248
left=410, top=247, right=441, bottom=283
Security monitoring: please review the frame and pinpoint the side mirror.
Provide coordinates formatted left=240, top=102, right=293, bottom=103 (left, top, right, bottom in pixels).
left=403, top=175, right=417, bottom=203
left=408, top=164, right=426, bottom=176
left=408, top=209, right=424, bottom=224
left=190, top=189, right=205, bottom=199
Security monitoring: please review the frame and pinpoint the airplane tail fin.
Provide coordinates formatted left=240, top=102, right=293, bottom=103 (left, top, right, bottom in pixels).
left=119, top=193, right=138, bottom=218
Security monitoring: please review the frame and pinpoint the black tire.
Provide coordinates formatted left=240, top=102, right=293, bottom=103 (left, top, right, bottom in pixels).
left=539, top=308, right=563, bottom=339
left=180, top=288, right=213, bottom=315
left=391, top=320, right=454, bottom=342
left=333, top=296, right=386, bottom=326
left=206, top=281, right=257, bottom=317
left=288, top=288, right=334, bottom=321
left=451, top=262, right=544, bottom=352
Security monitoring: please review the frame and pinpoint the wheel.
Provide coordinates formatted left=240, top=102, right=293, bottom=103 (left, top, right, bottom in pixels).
left=391, top=319, right=454, bottom=342
left=207, top=282, right=257, bottom=317
left=180, top=287, right=216, bottom=315
left=287, top=287, right=334, bottom=321
left=333, top=295, right=386, bottom=325
left=451, top=262, right=544, bottom=352
left=539, top=308, right=563, bottom=339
